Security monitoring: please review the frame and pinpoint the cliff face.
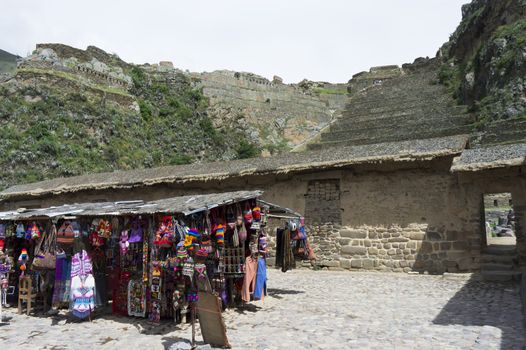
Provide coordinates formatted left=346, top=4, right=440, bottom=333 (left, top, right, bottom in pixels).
left=439, top=0, right=526, bottom=146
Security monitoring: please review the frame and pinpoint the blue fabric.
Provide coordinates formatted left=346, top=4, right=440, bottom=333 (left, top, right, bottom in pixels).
left=253, top=257, right=267, bottom=300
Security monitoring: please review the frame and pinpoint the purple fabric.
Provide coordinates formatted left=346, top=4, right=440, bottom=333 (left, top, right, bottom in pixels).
left=52, top=257, right=71, bottom=304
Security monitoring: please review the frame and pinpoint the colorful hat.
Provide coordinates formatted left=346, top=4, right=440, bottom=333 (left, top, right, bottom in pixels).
left=176, top=246, right=188, bottom=259
left=183, top=235, right=194, bottom=248
left=195, top=248, right=208, bottom=262
left=187, top=228, right=200, bottom=238
left=253, top=207, right=261, bottom=221
left=215, top=224, right=225, bottom=246
left=19, top=248, right=28, bottom=261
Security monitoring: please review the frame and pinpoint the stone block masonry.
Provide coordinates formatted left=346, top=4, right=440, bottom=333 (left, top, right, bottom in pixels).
left=308, top=223, right=479, bottom=273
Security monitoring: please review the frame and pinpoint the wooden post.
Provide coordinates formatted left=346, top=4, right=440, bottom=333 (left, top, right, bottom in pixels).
left=191, top=302, right=196, bottom=349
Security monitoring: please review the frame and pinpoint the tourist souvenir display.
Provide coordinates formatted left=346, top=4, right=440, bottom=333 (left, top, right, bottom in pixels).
left=0, top=189, right=306, bottom=350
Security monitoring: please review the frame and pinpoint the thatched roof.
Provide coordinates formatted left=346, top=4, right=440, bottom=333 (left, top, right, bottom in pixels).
left=0, top=135, right=468, bottom=199
left=0, top=190, right=262, bottom=220
left=451, top=143, right=526, bottom=172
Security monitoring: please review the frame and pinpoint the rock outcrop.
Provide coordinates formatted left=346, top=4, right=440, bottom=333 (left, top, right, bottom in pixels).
left=439, top=0, right=526, bottom=146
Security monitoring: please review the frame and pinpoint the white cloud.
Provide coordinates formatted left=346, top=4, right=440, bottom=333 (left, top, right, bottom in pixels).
left=1, top=0, right=466, bottom=83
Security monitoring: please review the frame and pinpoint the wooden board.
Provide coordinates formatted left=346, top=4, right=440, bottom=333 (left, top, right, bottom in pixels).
left=197, top=292, right=231, bottom=348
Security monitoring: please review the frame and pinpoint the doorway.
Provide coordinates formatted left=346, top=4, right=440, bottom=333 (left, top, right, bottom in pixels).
left=483, top=193, right=516, bottom=247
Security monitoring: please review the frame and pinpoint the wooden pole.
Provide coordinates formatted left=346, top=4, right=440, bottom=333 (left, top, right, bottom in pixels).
left=191, top=302, right=196, bottom=349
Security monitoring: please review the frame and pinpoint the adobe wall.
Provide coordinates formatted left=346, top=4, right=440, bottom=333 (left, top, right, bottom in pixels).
left=4, top=163, right=524, bottom=274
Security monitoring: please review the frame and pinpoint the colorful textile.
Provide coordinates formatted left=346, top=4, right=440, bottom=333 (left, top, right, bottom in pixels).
left=70, top=250, right=96, bottom=319
left=241, top=256, right=257, bottom=302
left=52, top=256, right=71, bottom=305
left=128, top=279, right=146, bottom=317
left=71, top=274, right=95, bottom=318
left=253, top=257, right=267, bottom=301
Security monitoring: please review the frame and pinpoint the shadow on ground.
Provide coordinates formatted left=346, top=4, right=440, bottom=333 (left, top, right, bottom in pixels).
left=266, top=287, right=304, bottom=300
left=433, top=275, right=525, bottom=349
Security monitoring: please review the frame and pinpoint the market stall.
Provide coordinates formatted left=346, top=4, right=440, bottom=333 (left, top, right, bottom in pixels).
left=0, top=190, right=312, bottom=347
left=0, top=191, right=276, bottom=322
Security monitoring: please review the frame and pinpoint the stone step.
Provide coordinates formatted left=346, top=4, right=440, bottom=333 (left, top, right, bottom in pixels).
left=309, top=125, right=472, bottom=149
left=344, top=95, right=457, bottom=117
left=338, top=106, right=468, bottom=127
left=482, top=245, right=517, bottom=255
left=328, top=113, right=472, bottom=136
left=339, top=114, right=472, bottom=133
left=480, top=254, right=517, bottom=264
left=481, top=270, right=522, bottom=282
left=349, top=82, right=445, bottom=101
left=475, top=120, right=526, bottom=146
left=480, top=263, right=515, bottom=271
left=321, top=118, right=471, bottom=143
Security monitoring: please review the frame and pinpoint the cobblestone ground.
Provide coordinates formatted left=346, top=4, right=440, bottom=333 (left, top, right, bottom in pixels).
left=0, top=269, right=524, bottom=349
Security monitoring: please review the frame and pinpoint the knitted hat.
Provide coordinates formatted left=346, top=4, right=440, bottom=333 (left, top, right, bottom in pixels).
left=177, top=246, right=188, bottom=259
left=253, top=207, right=261, bottom=221
left=195, top=248, right=208, bottom=262
left=188, top=228, right=200, bottom=238
left=19, top=248, right=28, bottom=261
left=215, top=224, right=225, bottom=246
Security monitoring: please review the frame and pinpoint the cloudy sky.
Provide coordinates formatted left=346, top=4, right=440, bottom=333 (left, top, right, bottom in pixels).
left=2, top=0, right=466, bottom=83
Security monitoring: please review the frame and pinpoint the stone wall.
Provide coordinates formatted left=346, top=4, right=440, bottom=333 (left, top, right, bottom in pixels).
left=305, top=179, right=341, bottom=224
left=3, top=161, right=525, bottom=274
left=189, top=70, right=348, bottom=152
left=311, top=223, right=477, bottom=273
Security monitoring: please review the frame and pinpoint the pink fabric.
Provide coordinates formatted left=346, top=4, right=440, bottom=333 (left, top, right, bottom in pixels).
left=242, top=256, right=258, bottom=302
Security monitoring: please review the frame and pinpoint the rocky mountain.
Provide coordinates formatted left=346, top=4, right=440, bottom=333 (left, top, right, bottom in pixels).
left=438, top=0, right=526, bottom=146
left=0, top=49, right=19, bottom=74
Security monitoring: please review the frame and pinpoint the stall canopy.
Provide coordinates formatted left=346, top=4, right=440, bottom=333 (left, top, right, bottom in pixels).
left=0, top=190, right=263, bottom=220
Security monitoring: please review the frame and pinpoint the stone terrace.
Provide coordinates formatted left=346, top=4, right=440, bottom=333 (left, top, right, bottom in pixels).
left=308, top=60, right=474, bottom=150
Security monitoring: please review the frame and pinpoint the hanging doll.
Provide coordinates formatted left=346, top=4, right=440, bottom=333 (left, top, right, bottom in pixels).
left=30, top=222, right=41, bottom=240
left=18, top=248, right=28, bottom=277
left=154, top=216, right=173, bottom=247
left=119, top=230, right=130, bottom=256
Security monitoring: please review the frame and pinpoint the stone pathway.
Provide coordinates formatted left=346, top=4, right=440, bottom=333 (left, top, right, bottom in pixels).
left=0, top=269, right=524, bottom=349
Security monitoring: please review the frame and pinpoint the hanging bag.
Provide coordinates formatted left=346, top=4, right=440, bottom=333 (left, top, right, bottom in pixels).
left=33, top=224, right=57, bottom=270
left=232, top=224, right=240, bottom=248
left=57, top=221, right=75, bottom=244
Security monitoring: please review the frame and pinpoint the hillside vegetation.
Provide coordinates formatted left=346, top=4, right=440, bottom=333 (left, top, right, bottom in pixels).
left=0, top=45, right=258, bottom=189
